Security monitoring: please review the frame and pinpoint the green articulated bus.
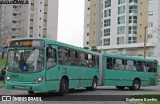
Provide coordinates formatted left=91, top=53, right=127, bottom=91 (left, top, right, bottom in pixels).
left=99, top=53, right=159, bottom=90
left=5, top=38, right=100, bottom=95
left=5, top=38, right=159, bottom=95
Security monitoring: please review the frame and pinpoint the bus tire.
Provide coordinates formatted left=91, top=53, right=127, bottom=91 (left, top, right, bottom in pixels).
left=28, top=91, right=34, bottom=94
left=116, top=86, right=125, bottom=90
left=129, top=79, right=141, bottom=90
left=58, top=78, right=68, bottom=96
left=86, top=77, right=97, bottom=91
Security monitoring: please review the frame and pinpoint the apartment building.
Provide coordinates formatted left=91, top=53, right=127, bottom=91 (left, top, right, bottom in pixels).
left=84, top=0, right=160, bottom=62
left=0, top=0, right=58, bottom=45
left=83, top=0, right=102, bottom=48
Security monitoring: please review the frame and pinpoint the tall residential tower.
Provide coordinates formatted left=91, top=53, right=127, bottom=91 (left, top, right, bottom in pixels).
left=0, top=0, right=58, bottom=46
left=83, top=0, right=160, bottom=62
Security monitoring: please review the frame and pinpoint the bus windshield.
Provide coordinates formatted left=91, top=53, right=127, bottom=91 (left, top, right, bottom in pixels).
left=7, top=48, right=44, bottom=73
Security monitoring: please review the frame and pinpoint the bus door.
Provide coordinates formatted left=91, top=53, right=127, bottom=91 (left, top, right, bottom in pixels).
left=105, top=57, right=126, bottom=86
left=147, top=62, right=158, bottom=86
left=45, top=45, right=58, bottom=90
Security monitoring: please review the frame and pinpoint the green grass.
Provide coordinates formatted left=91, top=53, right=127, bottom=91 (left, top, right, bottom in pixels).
left=0, top=81, right=5, bottom=88
left=0, top=58, right=6, bottom=71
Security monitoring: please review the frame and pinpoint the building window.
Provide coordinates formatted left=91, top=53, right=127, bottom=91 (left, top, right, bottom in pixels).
left=103, top=38, right=110, bottom=46
left=12, top=20, right=17, bottom=23
left=104, top=19, right=111, bottom=27
left=30, top=27, right=33, bottom=29
left=31, top=3, right=34, bottom=6
left=148, top=22, right=153, bottom=27
left=128, top=37, right=137, bottom=44
left=117, top=26, right=125, bottom=34
left=149, top=48, right=154, bottom=57
left=12, top=28, right=16, bottom=31
left=44, top=11, right=47, bottom=14
left=13, top=13, right=17, bottom=16
left=129, top=5, right=137, bottom=13
left=148, top=11, right=153, bottom=16
left=129, top=0, right=137, bottom=3
left=118, top=16, right=125, bottom=24
left=86, top=41, right=89, bottom=45
left=149, top=0, right=153, bottom=4
left=13, top=5, right=17, bottom=9
left=128, top=26, right=137, bottom=34
left=117, top=37, right=124, bottom=45
left=129, top=16, right=137, bottom=23
left=105, top=0, right=111, bottom=8
left=29, top=35, right=33, bottom=37
left=118, top=5, right=125, bottom=14
left=118, top=0, right=125, bottom=4
left=30, top=19, right=33, bottom=21
left=104, top=9, right=111, bottom=17
left=44, top=19, right=47, bottom=22
left=104, top=28, right=110, bottom=36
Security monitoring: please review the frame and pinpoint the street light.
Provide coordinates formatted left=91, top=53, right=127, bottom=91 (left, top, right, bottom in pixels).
left=144, top=26, right=148, bottom=59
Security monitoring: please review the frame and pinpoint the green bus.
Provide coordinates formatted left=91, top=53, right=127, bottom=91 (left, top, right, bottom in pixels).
left=5, top=38, right=100, bottom=95
left=100, top=53, right=159, bottom=90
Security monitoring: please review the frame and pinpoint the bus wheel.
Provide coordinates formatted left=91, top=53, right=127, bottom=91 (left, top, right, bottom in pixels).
left=59, top=78, right=68, bottom=96
left=86, top=77, right=97, bottom=91
left=28, top=91, right=34, bottom=94
left=116, top=86, right=125, bottom=90
left=129, top=79, right=141, bottom=90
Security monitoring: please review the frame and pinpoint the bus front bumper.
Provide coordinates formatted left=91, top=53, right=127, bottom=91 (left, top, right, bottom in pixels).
left=5, top=81, right=47, bottom=92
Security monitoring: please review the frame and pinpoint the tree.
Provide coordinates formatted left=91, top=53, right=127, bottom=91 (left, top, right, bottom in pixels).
left=91, top=46, right=98, bottom=52
left=0, top=5, right=12, bottom=47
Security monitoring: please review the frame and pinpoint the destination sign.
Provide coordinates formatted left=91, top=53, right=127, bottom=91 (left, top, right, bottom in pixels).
left=9, top=40, right=45, bottom=48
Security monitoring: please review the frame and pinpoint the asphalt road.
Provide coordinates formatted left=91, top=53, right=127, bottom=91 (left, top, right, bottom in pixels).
left=0, top=85, right=160, bottom=104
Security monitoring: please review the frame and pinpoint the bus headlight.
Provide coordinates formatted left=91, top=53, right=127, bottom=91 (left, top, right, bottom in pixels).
left=6, top=76, right=11, bottom=82
left=34, top=76, right=43, bottom=84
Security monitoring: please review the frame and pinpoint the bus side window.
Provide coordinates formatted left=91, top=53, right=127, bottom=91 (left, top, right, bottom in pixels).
left=147, top=62, right=157, bottom=72
left=107, top=57, right=113, bottom=69
left=58, top=47, right=68, bottom=65
left=113, top=59, right=125, bottom=70
left=136, top=61, right=144, bottom=72
left=78, top=52, right=87, bottom=67
left=88, top=54, right=93, bottom=68
left=126, top=60, right=136, bottom=71
left=68, top=49, right=77, bottom=66
left=46, top=46, right=57, bottom=69
left=95, top=55, right=99, bottom=68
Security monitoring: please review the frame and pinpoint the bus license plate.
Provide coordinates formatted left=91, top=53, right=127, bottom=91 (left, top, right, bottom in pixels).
left=19, top=86, right=25, bottom=89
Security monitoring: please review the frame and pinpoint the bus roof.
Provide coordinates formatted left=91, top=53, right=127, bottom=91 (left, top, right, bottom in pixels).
left=102, top=53, right=158, bottom=62
left=11, top=38, right=100, bottom=55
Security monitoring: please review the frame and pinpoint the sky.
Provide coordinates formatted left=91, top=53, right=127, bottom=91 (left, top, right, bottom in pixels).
left=58, top=0, right=85, bottom=47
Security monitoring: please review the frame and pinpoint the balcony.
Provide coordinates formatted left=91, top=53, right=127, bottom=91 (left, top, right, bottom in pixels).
left=12, top=23, right=19, bottom=28
left=13, top=7, right=19, bottom=12
left=98, top=42, right=155, bottom=50
left=12, top=16, right=19, bottom=21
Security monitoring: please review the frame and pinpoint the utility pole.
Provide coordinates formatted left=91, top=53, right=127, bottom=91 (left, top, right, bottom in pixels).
left=144, top=26, right=148, bottom=59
